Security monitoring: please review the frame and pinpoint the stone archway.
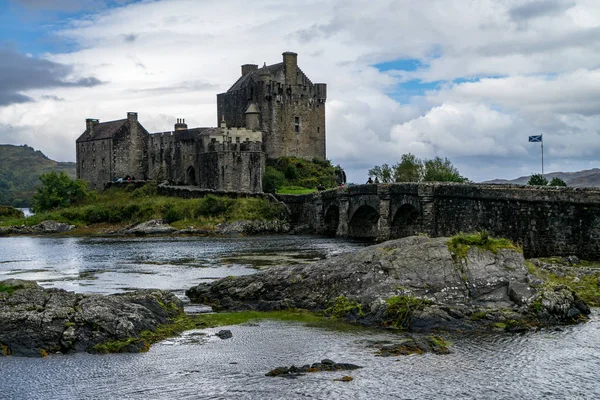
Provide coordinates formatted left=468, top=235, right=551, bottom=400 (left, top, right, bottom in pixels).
left=186, top=166, right=196, bottom=185
left=349, top=205, right=380, bottom=238
left=391, top=203, right=421, bottom=238
left=323, top=205, right=339, bottom=236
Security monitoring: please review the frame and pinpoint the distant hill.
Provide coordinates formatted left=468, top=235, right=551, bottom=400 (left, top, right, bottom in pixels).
left=484, top=168, right=600, bottom=187
left=0, top=144, right=76, bottom=207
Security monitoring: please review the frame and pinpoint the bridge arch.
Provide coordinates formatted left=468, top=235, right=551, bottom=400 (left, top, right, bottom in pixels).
left=391, top=203, right=421, bottom=238
left=186, top=166, right=196, bottom=185
left=323, top=205, right=339, bottom=236
left=349, top=204, right=380, bottom=238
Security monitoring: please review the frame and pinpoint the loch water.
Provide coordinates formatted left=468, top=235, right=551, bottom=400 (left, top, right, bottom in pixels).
left=1, top=235, right=600, bottom=399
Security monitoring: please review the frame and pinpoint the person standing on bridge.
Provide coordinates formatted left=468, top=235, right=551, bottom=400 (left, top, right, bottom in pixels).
left=367, top=177, right=373, bottom=184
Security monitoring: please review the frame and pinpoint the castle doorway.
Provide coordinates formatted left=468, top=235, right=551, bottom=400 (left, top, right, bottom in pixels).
left=186, top=166, right=196, bottom=185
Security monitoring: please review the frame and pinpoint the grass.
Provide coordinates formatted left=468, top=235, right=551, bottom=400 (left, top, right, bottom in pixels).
left=527, top=262, right=600, bottom=306
left=447, top=231, right=518, bottom=259
left=277, top=186, right=317, bottom=195
left=324, top=296, right=364, bottom=318
left=383, top=295, right=431, bottom=329
left=0, top=185, right=288, bottom=231
left=93, top=310, right=364, bottom=354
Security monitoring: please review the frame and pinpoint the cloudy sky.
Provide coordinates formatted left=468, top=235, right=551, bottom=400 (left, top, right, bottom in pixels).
left=1, top=0, right=599, bottom=183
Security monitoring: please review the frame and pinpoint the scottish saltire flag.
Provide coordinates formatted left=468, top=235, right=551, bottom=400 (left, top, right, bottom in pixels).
left=528, top=135, right=543, bottom=142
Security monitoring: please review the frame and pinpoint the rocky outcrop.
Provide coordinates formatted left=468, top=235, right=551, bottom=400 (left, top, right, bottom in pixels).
left=187, top=236, right=590, bottom=331
left=0, top=279, right=182, bottom=357
left=0, top=220, right=74, bottom=235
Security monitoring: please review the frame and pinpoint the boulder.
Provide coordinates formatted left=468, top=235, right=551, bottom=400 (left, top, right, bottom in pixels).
left=187, top=236, right=590, bottom=331
left=0, top=279, right=182, bottom=357
left=122, top=219, right=177, bottom=235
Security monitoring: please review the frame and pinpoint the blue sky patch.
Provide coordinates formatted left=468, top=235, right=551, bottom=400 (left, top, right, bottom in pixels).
left=374, top=58, right=423, bottom=72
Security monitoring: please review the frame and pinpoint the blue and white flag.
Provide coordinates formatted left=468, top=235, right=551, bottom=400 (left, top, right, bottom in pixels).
left=528, top=135, right=543, bottom=142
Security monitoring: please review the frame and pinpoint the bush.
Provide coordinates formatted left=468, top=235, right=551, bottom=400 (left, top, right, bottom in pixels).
left=263, top=166, right=286, bottom=193
left=549, top=177, right=567, bottom=187
left=528, top=174, right=548, bottom=186
left=31, top=172, right=94, bottom=213
left=197, top=195, right=234, bottom=217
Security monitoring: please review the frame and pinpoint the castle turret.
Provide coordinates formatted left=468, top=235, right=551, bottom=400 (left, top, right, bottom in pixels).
left=283, top=51, right=297, bottom=85
left=245, top=103, right=260, bottom=130
left=174, top=118, right=188, bottom=131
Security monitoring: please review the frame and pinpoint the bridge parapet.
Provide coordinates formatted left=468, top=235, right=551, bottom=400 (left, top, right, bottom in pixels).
left=278, top=183, right=600, bottom=259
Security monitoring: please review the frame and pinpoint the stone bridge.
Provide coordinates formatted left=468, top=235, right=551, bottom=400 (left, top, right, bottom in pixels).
left=277, top=183, right=600, bottom=259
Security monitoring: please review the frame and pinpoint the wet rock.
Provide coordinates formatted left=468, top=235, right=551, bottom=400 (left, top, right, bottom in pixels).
left=216, top=329, right=232, bottom=340
left=216, top=219, right=290, bottom=235
left=0, top=279, right=182, bottom=357
left=0, top=220, right=74, bottom=235
left=333, top=376, right=354, bottom=382
left=122, top=219, right=177, bottom=235
left=265, top=360, right=362, bottom=377
left=369, top=335, right=451, bottom=356
left=187, top=236, right=590, bottom=331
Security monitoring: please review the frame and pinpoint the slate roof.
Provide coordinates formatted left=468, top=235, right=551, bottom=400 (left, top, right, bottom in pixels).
left=76, top=119, right=127, bottom=142
left=227, top=62, right=287, bottom=92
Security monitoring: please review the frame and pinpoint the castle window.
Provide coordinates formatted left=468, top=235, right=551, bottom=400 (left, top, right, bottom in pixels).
left=236, top=137, right=240, bottom=143
left=294, top=117, right=300, bottom=133
left=92, top=159, right=96, bottom=168
left=317, top=127, right=320, bottom=134
left=102, top=158, right=105, bottom=167
left=82, top=160, right=85, bottom=170
left=92, top=143, right=96, bottom=152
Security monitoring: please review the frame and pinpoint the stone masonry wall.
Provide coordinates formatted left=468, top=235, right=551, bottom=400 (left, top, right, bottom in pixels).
left=279, top=183, right=600, bottom=259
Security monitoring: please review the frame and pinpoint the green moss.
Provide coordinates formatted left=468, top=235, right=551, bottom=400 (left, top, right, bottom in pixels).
left=469, top=311, right=488, bottom=321
left=0, top=284, right=23, bottom=296
left=92, top=310, right=364, bottom=354
left=527, top=261, right=600, bottom=307
left=428, top=335, right=451, bottom=352
left=383, top=296, right=431, bottom=329
left=324, top=296, right=364, bottom=319
left=447, top=231, right=518, bottom=260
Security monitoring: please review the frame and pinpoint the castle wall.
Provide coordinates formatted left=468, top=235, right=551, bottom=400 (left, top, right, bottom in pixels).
left=76, top=138, right=113, bottom=190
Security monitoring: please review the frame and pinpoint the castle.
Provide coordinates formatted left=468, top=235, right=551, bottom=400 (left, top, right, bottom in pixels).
left=76, top=52, right=327, bottom=192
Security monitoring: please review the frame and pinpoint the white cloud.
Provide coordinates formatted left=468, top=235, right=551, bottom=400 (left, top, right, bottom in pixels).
left=2, top=0, right=600, bottom=183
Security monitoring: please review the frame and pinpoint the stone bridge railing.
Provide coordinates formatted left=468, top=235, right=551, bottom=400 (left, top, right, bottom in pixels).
left=277, top=183, right=600, bottom=259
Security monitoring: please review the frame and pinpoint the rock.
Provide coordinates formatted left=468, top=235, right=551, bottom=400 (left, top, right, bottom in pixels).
left=0, top=220, right=75, bottom=235
left=333, top=376, right=354, bottom=382
left=122, top=219, right=177, bottom=235
left=0, top=280, right=182, bottom=357
left=370, top=334, right=451, bottom=356
left=187, top=236, right=590, bottom=331
left=215, top=329, right=232, bottom=339
left=265, top=360, right=362, bottom=377
left=216, top=219, right=290, bottom=235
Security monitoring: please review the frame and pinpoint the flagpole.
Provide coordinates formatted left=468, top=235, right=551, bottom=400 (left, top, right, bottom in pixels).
left=541, top=136, right=544, bottom=175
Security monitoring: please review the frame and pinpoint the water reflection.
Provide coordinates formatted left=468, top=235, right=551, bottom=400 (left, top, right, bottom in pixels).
left=0, top=235, right=367, bottom=295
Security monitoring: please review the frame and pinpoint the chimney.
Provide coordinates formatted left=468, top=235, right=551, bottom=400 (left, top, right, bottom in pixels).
left=283, top=51, right=298, bottom=85
left=241, top=64, right=258, bottom=77
left=174, top=118, right=188, bottom=131
left=86, top=118, right=99, bottom=135
left=127, top=112, right=138, bottom=125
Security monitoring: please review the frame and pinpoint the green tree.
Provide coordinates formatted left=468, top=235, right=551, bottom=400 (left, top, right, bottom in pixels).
left=368, top=164, right=394, bottom=183
left=422, top=157, right=469, bottom=183
left=31, top=172, right=92, bottom=212
left=262, top=166, right=285, bottom=193
left=527, top=174, right=548, bottom=186
left=393, top=153, right=423, bottom=182
left=549, top=177, right=567, bottom=187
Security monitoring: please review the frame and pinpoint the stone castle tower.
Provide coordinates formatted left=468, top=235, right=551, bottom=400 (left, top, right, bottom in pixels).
left=217, top=52, right=327, bottom=160
left=76, top=52, right=325, bottom=192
